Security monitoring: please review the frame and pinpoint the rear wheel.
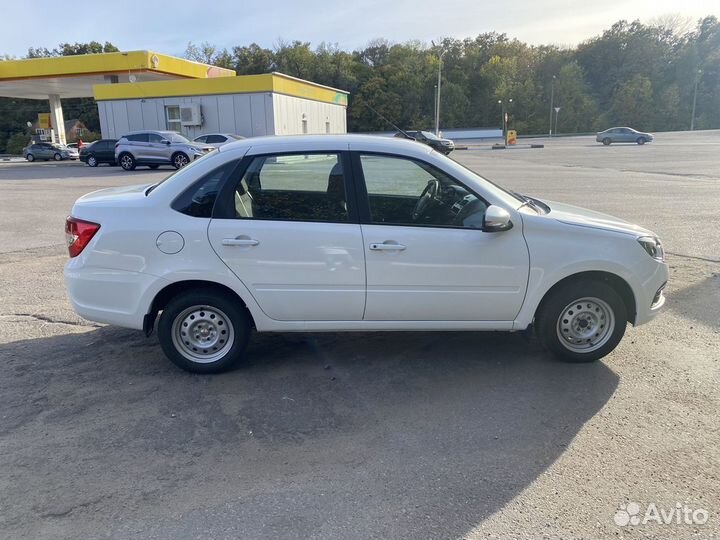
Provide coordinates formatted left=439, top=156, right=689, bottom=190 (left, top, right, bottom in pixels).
left=87, top=155, right=98, bottom=167
left=536, top=280, right=627, bottom=363
left=119, top=153, right=136, bottom=171
left=636, top=137, right=646, bottom=145
left=158, top=289, right=251, bottom=374
left=26, top=153, right=34, bottom=162
left=172, top=152, right=190, bottom=169
left=53, top=153, right=62, bottom=161
left=602, top=138, right=611, bottom=145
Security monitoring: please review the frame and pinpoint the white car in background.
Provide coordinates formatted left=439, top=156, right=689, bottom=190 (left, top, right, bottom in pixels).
left=193, top=133, right=245, bottom=148
left=64, top=135, right=668, bottom=373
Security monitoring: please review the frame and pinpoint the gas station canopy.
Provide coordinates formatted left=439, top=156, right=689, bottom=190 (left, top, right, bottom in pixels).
left=0, top=50, right=234, bottom=99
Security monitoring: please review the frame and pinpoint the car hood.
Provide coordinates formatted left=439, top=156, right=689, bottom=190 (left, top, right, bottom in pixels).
left=542, top=200, right=653, bottom=237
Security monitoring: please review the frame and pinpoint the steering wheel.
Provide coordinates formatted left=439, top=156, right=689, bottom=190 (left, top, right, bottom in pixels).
left=412, top=179, right=441, bottom=221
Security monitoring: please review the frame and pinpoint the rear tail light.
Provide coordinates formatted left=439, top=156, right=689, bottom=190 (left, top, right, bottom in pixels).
left=65, top=216, right=100, bottom=257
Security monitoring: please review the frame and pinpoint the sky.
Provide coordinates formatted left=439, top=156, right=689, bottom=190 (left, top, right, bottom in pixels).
left=2, top=0, right=717, bottom=58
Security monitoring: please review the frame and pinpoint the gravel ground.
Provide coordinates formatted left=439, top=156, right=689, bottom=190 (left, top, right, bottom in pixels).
left=0, top=131, right=718, bottom=540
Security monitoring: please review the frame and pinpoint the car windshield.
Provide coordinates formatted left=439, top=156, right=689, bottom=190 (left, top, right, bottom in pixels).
left=420, top=131, right=440, bottom=140
left=169, top=133, right=190, bottom=143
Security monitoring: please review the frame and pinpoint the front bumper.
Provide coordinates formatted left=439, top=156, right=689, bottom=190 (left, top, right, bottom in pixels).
left=633, top=262, right=669, bottom=326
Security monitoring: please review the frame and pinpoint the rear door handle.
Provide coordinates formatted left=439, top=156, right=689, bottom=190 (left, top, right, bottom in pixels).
left=222, top=237, right=259, bottom=247
left=369, top=242, right=406, bottom=251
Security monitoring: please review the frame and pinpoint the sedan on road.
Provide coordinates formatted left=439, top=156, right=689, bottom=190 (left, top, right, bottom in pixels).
left=80, top=139, right=118, bottom=167
left=597, top=127, right=654, bottom=145
left=395, top=130, right=455, bottom=154
left=23, top=142, right=71, bottom=162
left=64, top=135, right=668, bottom=373
left=193, top=133, right=245, bottom=148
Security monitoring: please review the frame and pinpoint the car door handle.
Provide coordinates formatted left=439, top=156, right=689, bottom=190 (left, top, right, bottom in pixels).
left=369, top=242, right=406, bottom=251
left=222, top=237, right=259, bottom=247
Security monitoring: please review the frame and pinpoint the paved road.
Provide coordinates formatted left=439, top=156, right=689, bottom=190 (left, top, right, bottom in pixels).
left=0, top=132, right=718, bottom=540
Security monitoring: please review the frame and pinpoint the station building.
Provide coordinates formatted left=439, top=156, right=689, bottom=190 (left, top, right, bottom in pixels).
left=0, top=51, right=348, bottom=144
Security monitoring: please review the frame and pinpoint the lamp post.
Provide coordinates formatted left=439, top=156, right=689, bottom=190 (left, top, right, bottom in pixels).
left=498, top=99, right=512, bottom=141
left=434, top=48, right=447, bottom=136
left=549, top=75, right=556, bottom=136
left=434, top=84, right=438, bottom=128
left=690, top=69, right=702, bottom=131
left=554, top=107, right=561, bottom=137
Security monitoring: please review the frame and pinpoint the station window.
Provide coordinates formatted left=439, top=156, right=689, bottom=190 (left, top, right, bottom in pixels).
left=166, top=106, right=181, bottom=132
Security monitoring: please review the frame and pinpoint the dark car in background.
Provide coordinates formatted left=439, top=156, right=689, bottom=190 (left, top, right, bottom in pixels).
left=597, top=127, right=654, bottom=145
left=394, top=130, right=455, bottom=155
left=79, top=139, right=118, bottom=167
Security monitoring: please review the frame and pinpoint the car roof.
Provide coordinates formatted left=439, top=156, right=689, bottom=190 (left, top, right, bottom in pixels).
left=217, top=134, right=434, bottom=158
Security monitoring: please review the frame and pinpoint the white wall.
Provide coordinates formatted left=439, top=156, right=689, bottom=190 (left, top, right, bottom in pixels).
left=272, top=94, right=347, bottom=135
left=97, top=92, right=347, bottom=139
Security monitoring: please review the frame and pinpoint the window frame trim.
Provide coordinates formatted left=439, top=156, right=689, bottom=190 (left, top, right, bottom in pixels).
left=212, top=150, right=360, bottom=225
left=350, top=150, right=490, bottom=231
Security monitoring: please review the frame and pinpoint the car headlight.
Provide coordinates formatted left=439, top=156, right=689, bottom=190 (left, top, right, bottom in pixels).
left=637, top=236, right=665, bottom=261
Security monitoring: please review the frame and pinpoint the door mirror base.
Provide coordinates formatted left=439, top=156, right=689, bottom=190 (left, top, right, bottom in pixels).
left=482, top=205, right=513, bottom=232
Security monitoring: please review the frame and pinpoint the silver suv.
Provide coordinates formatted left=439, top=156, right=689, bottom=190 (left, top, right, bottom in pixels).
left=114, top=130, right=214, bottom=171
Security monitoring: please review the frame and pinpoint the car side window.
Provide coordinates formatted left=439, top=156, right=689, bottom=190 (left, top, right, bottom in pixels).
left=360, top=154, right=488, bottom=229
left=126, top=133, right=149, bottom=143
left=206, top=135, right=226, bottom=144
left=172, top=162, right=235, bottom=218
left=231, top=153, right=349, bottom=222
left=194, top=136, right=207, bottom=144
left=148, top=133, right=164, bottom=143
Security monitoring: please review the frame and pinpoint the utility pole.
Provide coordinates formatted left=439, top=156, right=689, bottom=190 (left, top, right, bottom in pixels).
left=549, top=75, right=556, bottom=136
left=554, top=107, right=561, bottom=137
left=690, top=69, right=702, bottom=131
left=434, top=84, right=438, bottom=129
left=432, top=41, right=446, bottom=136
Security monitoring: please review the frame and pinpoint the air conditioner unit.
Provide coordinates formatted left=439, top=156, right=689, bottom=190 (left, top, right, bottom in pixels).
left=180, top=104, right=202, bottom=126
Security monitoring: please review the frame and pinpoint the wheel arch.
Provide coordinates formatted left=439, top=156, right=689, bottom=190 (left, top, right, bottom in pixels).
left=534, top=270, right=636, bottom=325
left=143, top=279, right=256, bottom=336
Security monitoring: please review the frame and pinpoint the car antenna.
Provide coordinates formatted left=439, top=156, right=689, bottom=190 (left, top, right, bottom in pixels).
left=363, top=102, right=414, bottom=140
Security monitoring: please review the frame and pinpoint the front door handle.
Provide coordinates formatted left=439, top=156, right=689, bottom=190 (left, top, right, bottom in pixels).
left=222, top=237, right=259, bottom=247
left=369, top=242, right=406, bottom=251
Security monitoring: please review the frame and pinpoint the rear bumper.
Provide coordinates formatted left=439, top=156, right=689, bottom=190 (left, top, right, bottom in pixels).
left=64, top=262, right=167, bottom=330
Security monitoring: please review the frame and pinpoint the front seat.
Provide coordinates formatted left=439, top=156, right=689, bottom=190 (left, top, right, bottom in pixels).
left=326, top=162, right=347, bottom=218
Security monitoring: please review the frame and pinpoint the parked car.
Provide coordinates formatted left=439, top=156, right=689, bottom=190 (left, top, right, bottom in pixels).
left=193, top=133, right=245, bottom=148
left=79, top=139, right=118, bottom=167
left=597, top=127, right=654, bottom=145
left=65, top=135, right=668, bottom=373
left=23, top=142, right=71, bottom=162
left=114, top=130, right=215, bottom=171
left=395, top=130, right=455, bottom=154
left=63, top=145, right=79, bottom=160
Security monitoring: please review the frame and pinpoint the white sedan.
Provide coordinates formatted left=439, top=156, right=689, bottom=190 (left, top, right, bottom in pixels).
left=192, top=133, right=245, bottom=148
left=64, top=135, right=668, bottom=373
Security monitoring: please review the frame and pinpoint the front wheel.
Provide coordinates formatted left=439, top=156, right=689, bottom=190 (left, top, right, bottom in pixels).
left=87, top=155, right=98, bottom=167
left=53, top=153, right=62, bottom=161
left=26, top=153, right=35, bottom=162
left=636, top=137, right=646, bottom=145
left=158, top=289, right=251, bottom=374
left=172, top=153, right=190, bottom=169
left=536, top=280, right=627, bottom=363
left=602, top=138, right=611, bottom=146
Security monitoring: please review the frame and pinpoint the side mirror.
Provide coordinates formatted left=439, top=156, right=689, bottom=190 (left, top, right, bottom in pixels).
left=162, top=140, right=171, bottom=145
left=482, top=205, right=513, bottom=232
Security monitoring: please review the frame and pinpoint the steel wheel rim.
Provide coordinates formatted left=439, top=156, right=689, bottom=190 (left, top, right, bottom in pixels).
left=174, top=154, right=188, bottom=168
left=171, top=305, right=235, bottom=363
left=120, top=155, right=133, bottom=169
left=556, top=296, right=615, bottom=353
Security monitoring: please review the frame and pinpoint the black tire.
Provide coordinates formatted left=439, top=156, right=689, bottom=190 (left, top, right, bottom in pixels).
left=158, top=288, right=251, bottom=374
left=53, top=153, right=62, bottom=161
left=535, top=280, right=627, bottom=363
left=602, top=138, right=611, bottom=146
left=119, top=153, right=136, bottom=171
left=148, top=164, right=160, bottom=169
left=26, top=153, right=34, bottom=162
left=87, top=155, right=98, bottom=167
left=636, top=137, right=646, bottom=145
left=172, top=152, right=190, bottom=169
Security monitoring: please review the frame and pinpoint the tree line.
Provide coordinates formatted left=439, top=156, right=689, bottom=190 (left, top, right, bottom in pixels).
left=1, top=18, right=718, bottom=153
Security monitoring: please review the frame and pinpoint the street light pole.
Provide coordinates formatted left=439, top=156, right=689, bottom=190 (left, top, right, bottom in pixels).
left=549, top=75, right=556, bottom=136
left=498, top=99, right=503, bottom=136
left=435, top=49, right=446, bottom=136
left=690, top=69, right=702, bottom=131
left=434, top=84, right=438, bottom=129
left=554, top=107, right=561, bottom=137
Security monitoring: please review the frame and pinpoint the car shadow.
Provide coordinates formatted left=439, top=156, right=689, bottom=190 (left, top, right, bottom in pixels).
left=668, top=272, right=720, bottom=329
left=0, top=327, right=618, bottom=539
